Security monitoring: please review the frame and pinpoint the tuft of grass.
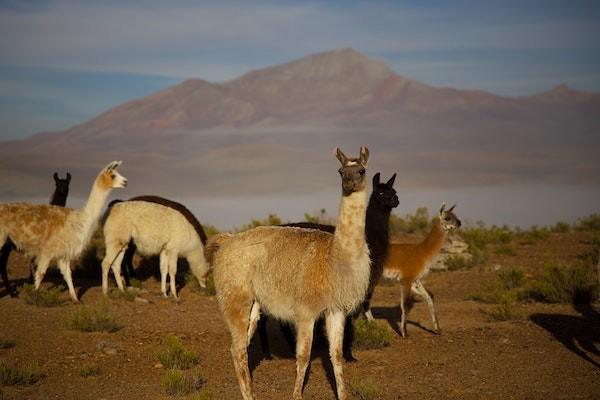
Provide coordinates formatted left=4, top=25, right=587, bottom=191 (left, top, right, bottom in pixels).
left=108, top=288, right=137, bottom=302
left=67, top=306, right=120, bottom=333
left=162, top=369, right=205, bottom=396
left=0, top=339, right=15, bottom=350
left=575, top=214, right=600, bottom=232
left=445, top=255, right=474, bottom=271
left=18, top=283, right=65, bottom=307
left=79, top=363, right=100, bottom=377
left=353, top=319, right=394, bottom=350
left=495, top=245, right=516, bottom=256
left=468, top=267, right=525, bottom=304
left=129, top=278, right=143, bottom=289
left=518, top=226, right=550, bottom=244
left=157, top=335, right=199, bottom=370
left=498, top=267, right=525, bottom=290
left=350, top=377, right=383, bottom=400
left=484, top=300, right=519, bottom=322
left=0, top=360, right=43, bottom=386
left=528, top=262, right=599, bottom=305
left=184, top=272, right=216, bottom=297
left=551, top=221, right=570, bottom=233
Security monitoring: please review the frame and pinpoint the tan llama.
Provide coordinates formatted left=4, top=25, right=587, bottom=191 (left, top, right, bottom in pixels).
left=383, top=203, right=461, bottom=337
left=0, top=161, right=127, bottom=302
left=210, top=147, right=371, bottom=400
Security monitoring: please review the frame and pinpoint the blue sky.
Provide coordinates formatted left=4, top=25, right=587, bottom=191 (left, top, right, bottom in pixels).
left=1, top=0, right=599, bottom=140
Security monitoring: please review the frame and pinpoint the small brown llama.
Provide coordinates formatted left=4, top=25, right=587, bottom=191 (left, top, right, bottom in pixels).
left=0, top=162, right=127, bottom=302
left=383, top=203, right=461, bottom=337
left=0, top=172, right=72, bottom=296
left=211, top=147, right=371, bottom=400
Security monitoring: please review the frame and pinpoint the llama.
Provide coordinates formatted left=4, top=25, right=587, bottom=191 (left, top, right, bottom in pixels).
left=211, top=147, right=371, bottom=400
left=383, top=203, right=461, bottom=337
left=101, top=196, right=209, bottom=299
left=0, top=162, right=127, bottom=302
left=116, top=195, right=208, bottom=288
left=0, top=172, right=72, bottom=296
left=258, top=172, right=399, bottom=361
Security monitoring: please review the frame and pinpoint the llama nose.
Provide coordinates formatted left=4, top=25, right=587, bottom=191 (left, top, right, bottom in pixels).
left=122, top=178, right=128, bottom=187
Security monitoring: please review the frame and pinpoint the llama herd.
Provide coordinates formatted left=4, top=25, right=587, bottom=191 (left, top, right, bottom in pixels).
left=0, top=148, right=461, bottom=400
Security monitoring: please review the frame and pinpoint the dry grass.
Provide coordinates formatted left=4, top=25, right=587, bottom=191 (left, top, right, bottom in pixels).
left=157, top=335, right=199, bottom=370
left=353, top=319, right=394, bottom=350
left=162, top=369, right=205, bottom=396
left=67, top=306, right=120, bottom=333
left=18, top=283, right=66, bottom=307
left=79, top=363, right=100, bottom=377
left=0, top=360, right=43, bottom=386
left=350, top=377, right=383, bottom=400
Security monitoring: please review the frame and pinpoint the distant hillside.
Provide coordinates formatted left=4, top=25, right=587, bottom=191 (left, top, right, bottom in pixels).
left=1, top=48, right=599, bottom=198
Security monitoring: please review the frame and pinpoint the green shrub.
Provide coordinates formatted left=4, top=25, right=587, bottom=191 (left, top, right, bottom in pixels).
left=129, top=278, right=143, bottom=289
left=484, top=300, right=519, bottom=322
left=495, top=245, right=516, bottom=256
left=445, top=255, right=474, bottom=271
left=18, top=283, right=65, bottom=307
left=459, top=224, right=513, bottom=250
left=551, top=221, right=570, bottom=233
left=236, top=214, right=282, bottom=232
left=162, top=369, right=205, bottom=396
left=0, top=339, right=15, bottom=349
left=350, top=377, right=383, bottom=400
left=353, top=319, right=394, bottom=350
left=79, top=363, right=100, bottom=377
left=68, top=306, right=119, bottom=332
left=108, top=288, right=137, bottom=302
left=519, top=226, right=550, bottom=244
left=528, top=262, right=598, bottom=305
left=303, top=208, right=334, bottom=225
left=184, top=272, right=216, bottom=296
left=499, top=267, right=525, bottom=290
left=157, top=335, right=199, bottom=370
left=0, top=360, right=42, bottom=385
left=389, top=207, right=431, bottom=236
left=576, top=214, right=600, bottom=232
left=202, top=224, right=220, bottom=239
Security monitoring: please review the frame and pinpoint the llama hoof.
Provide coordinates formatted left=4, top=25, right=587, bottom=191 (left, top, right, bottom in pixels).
left=343, top=353, right=358, bottom=362
left=434, top=328, right=442, bottom=335
left=9, top=291, right=18, bottom=298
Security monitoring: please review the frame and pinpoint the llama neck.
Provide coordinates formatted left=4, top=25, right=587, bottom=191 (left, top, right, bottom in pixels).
left=365, top=201, right=392, bottom=264
left=50, top=191, right=68, bottom=207
left=422, top=218, right=447, bottom=258
left=81, top=179, right=111, bottom=227
left=333, top=189, right=368, bottom=259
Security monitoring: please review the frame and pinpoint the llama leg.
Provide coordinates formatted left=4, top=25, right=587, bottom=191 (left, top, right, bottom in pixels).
left=57, top=259, right=78, bottom=302
left=33, top=254, right=51, bottom=291
left=342, top=315, right=357, bottom=362
left=101, top=243, right=123, bottom=295
left=257, top=314, right=272, bottom=359
left=109, top=249, right=126, bottom=293
left=399, top=280, right=412, bottom=337
left=293, top=318, right=315, bottom=400
left=222, top=292, right=255, bottom=400
left=0, top=241, right=13, bottom=296
left=166, top=251, right=178, bottom=299
left=362, top=288, right=375, bottom=322
left=159, top=251, right=169, bottom=297
left=122, top=242, right=136, bottom=287
left=412, top=279, right=440, bottom=334
left=247, top=301, right=261, bottom=342
left=326, top=309, right=347, bottom=400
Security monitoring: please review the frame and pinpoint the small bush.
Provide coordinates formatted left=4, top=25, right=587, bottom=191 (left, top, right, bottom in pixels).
left=236, top=214, right=282, bottom=232
left=353, top=319, right=394, bottom=350
left=519, top=226, right=550, bottom=244
left=157, top=335, right=199, bottom=370
left=389, top=207, right=431, bottom=236
left=528, top=262, right=598, bottom=305
left=0, top=339, right=15, bottom=349
left=445, top=255, right=474, bottom=271
left=68, top=306, right=119, bottom=333
left=162, top=369, right=205, bottom=396
left=495, top=245, right=516, bottom=256
left=499, top=267, right=525, bottom=290
left=551, top=221, right=570, bottom=233
left=576, top=214, right=600, bottom=232
left=459, top=224, right=513, bottom=250
left=19, top=283, right=65, bottom=307
left=79, top=363, right=100, bottom=377
left=0, top=360, right=43, bottom=385
left=108, top=288, right=137, bottom=302
left=350, top=377, right=383, bottom=400
left=484, top=300, right=519, bottom=322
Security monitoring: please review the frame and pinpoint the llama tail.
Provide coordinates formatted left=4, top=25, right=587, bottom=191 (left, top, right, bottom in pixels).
left=204, top=232, right=233, bottom=267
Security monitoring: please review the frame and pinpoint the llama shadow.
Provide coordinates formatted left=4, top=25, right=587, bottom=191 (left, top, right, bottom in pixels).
left=371, top=303, right=439, bottom=336
left=530, top=304, right=600, bottom=369
left=247, top=319, right=338, bottom=396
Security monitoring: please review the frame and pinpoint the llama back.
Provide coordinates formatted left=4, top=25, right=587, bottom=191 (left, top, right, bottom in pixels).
left=383, top=242, right=435, bottom=280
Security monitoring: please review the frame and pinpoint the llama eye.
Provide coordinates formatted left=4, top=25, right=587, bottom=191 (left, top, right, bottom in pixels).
left=359, top=169, right=365, bottom=176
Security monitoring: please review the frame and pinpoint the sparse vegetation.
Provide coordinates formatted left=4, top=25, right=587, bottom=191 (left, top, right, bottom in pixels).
left=350, top=377, right=383, bottom=400
left=184, top=272, right=216, bottom=296
left=528, top=262, right=598, bottom=305
left=0, top=360, right=43, bottom=386
left=575, top=214, right=600, bottom=232
left=162, top=369, right=205, bottom=396
left=67, top=306, right=120, bottom=332
left=353, top=319, right=394, bottom=350
left=303, top=208, right=334, bottom=225
left=445, top=254, right=475, bottom=271
left=108, top=287, right=137, bottom=301
left=235, top=213, right=282, bottom=232
left=19, top=283, right=66, bottom=307
left=518, top=225, right=550, bottom=244
left=157, top=335, right=199, bottom=370
left=484, top=300, right=520, bottom=322
left=79, top=363, right=100, bottom=377
left=0, top=339, right=15, bottom=349
left=129, top=278, right=143, bottom=289
left=495, top=244, right=516, bottom=256
left=389, top=207, right=431, bottom=236
left=499, top=267, right=525, bottom=290
left=551, top=221, right=570, bottom=233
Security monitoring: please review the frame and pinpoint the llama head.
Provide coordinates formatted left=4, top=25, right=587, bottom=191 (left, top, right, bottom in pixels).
left=335, top=146, right=369, bottom=196
left=98, top=161, right=128, bottom=190
left=371, top=172, right=399, bottom=210
left=53, top=172, right=71, bottom=197
left=439, top=203, right=461, bottom=231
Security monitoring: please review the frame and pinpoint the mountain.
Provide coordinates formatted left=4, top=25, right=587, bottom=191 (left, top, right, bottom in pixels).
left=1, top=48, right=599, bottom=199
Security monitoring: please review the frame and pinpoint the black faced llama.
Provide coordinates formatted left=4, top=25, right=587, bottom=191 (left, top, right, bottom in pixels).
left=211, top=147, right=371, bottom=400
left=258, top=172, right=399, bottom=361
left=0, top=162, right=127, bottom=302
left=0, top=172, right=72, bottom=297
left=383, top=203, right=461, bottom=336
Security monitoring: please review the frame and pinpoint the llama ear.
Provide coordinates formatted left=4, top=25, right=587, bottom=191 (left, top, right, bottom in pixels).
left=359, top=146, right=369, bottom=166
left=386, top=173, right=396, bottom=187
left=372, top=172, right=381, bottom=186
left=448, top=204, right=456, bottom=212
left=66, top=173, right=71, bottom=182
left=105, top=161, right=122, bottom=171
left=53, top=172, right=59, bottom=182
left=335, top=147, right=348, bottom=165
left=439, top=202, right=447, bottom=215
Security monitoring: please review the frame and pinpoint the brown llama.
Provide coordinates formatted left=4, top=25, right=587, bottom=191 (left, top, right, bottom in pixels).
left=383, top=203, right=461, bottom=337
left=210, top=147, right=371, bottom=400
left=0, top=162, right=127, bottom=302
left=0, top=172, right=72, bottom=296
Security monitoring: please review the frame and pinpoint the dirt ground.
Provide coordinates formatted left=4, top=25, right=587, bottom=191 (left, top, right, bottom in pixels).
left=1, top=231, right=598, bottom=399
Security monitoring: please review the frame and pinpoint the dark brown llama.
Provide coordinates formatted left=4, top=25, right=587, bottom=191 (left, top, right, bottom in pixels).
left=0, top=172, right=71, bottom=296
